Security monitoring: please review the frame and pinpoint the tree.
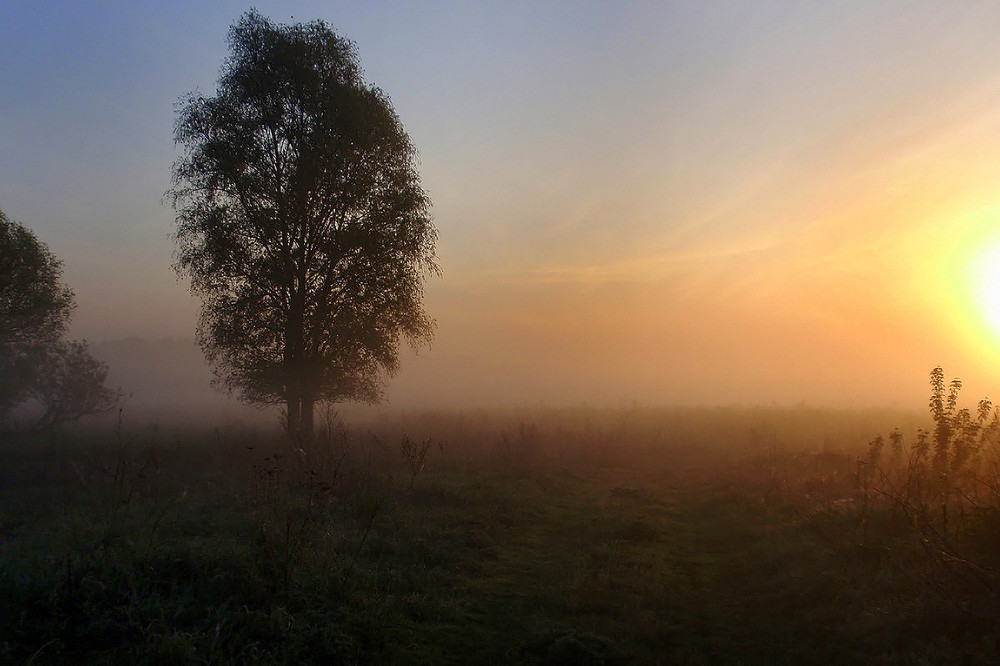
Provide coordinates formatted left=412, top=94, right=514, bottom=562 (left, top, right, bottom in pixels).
left=170, top=11, right=438, bottom=440
left=0, top=209, right=75, bottom=417
left=32, top=340, right=123, bottom=430
left=0, top=209, right=121, bottom=429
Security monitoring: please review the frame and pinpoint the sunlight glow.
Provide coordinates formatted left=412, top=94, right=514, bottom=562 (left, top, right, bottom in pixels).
left=973, top=242, right=1000, bottom=340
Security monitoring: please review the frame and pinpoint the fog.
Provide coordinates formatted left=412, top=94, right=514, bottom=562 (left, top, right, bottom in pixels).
left=85, top=330, right=967, bottom=430
left=87, top=339, right=268, bottom=427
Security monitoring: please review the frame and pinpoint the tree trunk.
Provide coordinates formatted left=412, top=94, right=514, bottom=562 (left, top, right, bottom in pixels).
left=286, top=395, right=301, bottom=439
left=285, top=279, right=307, bottom=442
left=301, top=396, right=314, bottom=441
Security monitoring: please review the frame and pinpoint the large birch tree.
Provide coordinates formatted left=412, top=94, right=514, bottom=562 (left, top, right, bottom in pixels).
left=170, top=11, right=437, bottom=439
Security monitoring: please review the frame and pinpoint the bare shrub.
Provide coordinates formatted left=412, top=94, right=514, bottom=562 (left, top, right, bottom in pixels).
left=399, top=433, right=433, bottom=488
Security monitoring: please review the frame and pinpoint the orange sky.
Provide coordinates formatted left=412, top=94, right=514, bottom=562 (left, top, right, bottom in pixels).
left=399, top=73, right=1000, bottom=409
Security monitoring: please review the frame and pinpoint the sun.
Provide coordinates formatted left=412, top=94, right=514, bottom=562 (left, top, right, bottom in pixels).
left=971, top=242, right=1000, bottom=339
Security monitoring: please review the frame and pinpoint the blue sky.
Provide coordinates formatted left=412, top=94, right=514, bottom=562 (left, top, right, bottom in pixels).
left=5, top=2, right=1000, bottom=408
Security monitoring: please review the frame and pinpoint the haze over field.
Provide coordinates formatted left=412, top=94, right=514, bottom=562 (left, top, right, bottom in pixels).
left=5, top=1, right=1000, bottom=413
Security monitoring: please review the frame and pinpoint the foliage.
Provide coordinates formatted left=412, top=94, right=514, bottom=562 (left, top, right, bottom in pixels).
left=0, top=209, right=119, bottom=427
left=170, top=10, right=438, bottom=439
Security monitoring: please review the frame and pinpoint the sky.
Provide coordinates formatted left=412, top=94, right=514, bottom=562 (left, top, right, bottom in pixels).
left=5, top=1, right=1000, bottom=411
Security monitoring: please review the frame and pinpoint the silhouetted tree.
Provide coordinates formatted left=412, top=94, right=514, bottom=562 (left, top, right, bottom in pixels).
left=0, top=209, right=74, bottom=419
left=32, top=340, right=123, bottom=430
left=170, top=11, right=437, bottom=440
left=0, top=209, right=121, bottom=428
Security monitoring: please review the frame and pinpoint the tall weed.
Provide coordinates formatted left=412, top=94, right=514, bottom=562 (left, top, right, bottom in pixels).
left=857, top=367, right=1000, bottom=599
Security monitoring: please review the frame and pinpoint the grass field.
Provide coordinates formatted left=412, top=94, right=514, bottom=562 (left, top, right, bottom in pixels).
left=2, top=403, right=999, bottom=664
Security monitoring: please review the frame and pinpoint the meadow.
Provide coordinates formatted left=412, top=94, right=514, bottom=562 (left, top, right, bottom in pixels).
left=2, top=394, right=999, bottom=664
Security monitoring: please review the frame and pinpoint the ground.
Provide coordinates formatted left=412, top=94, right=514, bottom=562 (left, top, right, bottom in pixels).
left=1, top=409, right=998, bottom=663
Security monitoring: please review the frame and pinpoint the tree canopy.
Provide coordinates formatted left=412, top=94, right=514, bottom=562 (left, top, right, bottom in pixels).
left=170, top=11, right=438, bottom=439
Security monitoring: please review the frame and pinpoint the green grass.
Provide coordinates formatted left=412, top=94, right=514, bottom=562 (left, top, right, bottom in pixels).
left=2, top=411, right=999, bottom=664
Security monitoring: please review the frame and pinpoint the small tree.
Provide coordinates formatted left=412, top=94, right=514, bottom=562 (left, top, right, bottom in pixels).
left=0, top=208, right=121, bottom=429
left=171, top=11, right=438, bottom=440
left=33, top=340, right=123, bottom=430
